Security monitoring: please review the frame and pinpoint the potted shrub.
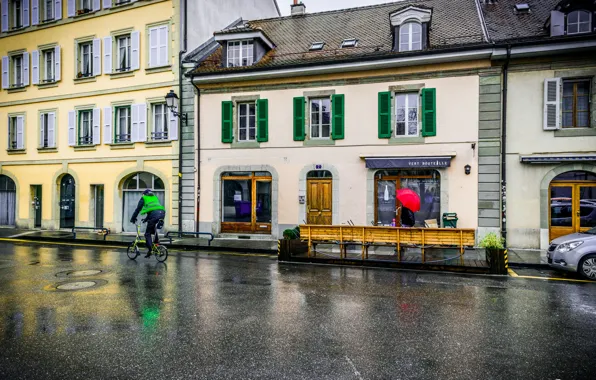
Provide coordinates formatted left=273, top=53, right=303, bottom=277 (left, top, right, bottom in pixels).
left=479, top=232, right=506, bottom=274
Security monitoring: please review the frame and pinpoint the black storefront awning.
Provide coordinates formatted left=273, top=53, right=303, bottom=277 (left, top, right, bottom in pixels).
left=364, top=156, right=452, bottom=169
left=520, top=155, right=596, bottom=164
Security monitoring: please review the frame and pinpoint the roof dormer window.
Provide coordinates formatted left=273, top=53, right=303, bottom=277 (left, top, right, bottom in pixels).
left=227, top=40, right=254, bottom=68
left=567, top=10, right=591, bottom=35
left=341, top=39, right=358, bottom=48
left=399, top=22, right=422, bottom=52
left=310, top=42, right=325, bottom=51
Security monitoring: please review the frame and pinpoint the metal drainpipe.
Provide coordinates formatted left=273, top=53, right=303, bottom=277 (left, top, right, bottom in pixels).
left=501, top=45, right=511, bottom=247
left=192, top=80, right=201, bottom=232
left=177, top=0, right=187, bottom=236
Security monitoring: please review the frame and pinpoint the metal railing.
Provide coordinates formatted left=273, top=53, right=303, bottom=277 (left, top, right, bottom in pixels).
left=71, top=226, right=110, bottom=240
left=164, top=231, right=214, bottom=246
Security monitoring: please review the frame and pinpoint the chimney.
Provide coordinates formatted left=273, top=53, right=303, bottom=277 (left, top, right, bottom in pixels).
left=291, top=1, right=306, bottom=16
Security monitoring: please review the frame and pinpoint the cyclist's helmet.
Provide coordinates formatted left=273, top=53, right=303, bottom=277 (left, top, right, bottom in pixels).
left=143, top=189, right=152, bottom=195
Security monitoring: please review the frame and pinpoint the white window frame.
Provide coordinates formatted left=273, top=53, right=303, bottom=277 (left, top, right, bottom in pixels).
left=237, top=102, right=256, bottom=142
left=148, top=23, right=169, bottom=68
left=78, top=41, right=92, bottom=77
left=309, top=97, right=331, bottom=139
left=40, top=112, right=54, bottom=148
left=8, top=116, right=19, bottom=150
left=227, top=40, right=254, bottom=68
left=78, top=109, right=93, bottom=145
left=151, top=103, right=169, bottom=141
left=115, top=106, right=131, bottom=143
left=116, top=34, right=131, bottom=72
left=42, top=48, right=54, bottom=82
left=399, top=21, right=422, bottom=52
left=567, top=10, right=592, bottom=35
left=12, top=0, right=23, bottom=29
left=395, top=92, right=420, bottom=137
left=12, top=54, right=23, bottom=86
left=42, top=0, right=54, bottom=21
left=340, top=38, right=358, bottom=48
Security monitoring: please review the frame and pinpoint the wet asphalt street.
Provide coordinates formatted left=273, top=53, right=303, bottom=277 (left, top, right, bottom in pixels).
left=1, top=241, right=595, bottom=380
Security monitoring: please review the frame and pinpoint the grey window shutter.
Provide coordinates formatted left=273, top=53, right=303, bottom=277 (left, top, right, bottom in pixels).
left=137, top=103, right=147, bottom=142
left=92, top=0, right=100, bottom=12
left=67, top=0, right=75, bottom=18
left=23, top=0, right=30, bottom=27
left=32, top=0, right=39, bottom=25
left=131, top=104, right=139, bottom=142
left=23, top=52, right=29, bottom=86
left=131, top=31, right=140, bottom=70
left=39, top=113, right=45, bottom=147
left=92, top=38, right=101, bottom=76
left=543, top=78, right=561, bottom=130
left=31, top=50, right=39, bottom=85
left=550, top=11, right=565, bottom=37
left=1, top=0, right=7, bottom=32
left=92, top=108, right=101, bottom=145
left=48, top=112, right=56, bottom=147
left=103, top=36, right=112, bottom=74
left=422, top=23, right=429, bottom=49
left=54, top=46, right=61, bottom=81
left=68, top=110, right=76, bottom=146
left=103, top=107, right=112, bottom=144
left=103, top=0, right=111, bottom=9
left=1, top=56, right=8, bottom=89
left=54, top=0, right=62, bottom=20
left=169, top=109, right=178, bottom=140
left=16, top=116, right=24, bottom=149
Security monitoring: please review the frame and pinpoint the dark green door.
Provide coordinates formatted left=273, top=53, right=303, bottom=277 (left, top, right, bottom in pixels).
left=60, top=175, right=75, bottom=229
left=95, top=185, right=104, bottom=228
left=33, top=186, right=42, bottom=228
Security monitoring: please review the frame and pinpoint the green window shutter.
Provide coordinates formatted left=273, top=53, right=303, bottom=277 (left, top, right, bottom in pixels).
left=293, top=96, right=305, bottom=141
left=331, top=94, right=345, bottom=140
left=256, top=99, right=268, bottom=142
left=421, top=88, right=436, bottom=137
left=378, top=91, right=392, bottom=138
left=221, top=101, right=233, bottom=143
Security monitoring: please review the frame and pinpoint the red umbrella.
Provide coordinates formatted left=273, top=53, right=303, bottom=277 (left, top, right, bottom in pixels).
left=396, top=188, right=420, bottom=212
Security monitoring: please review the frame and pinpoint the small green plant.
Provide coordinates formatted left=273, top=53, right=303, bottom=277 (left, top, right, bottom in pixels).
left=479, top=232, right=504, bottom=249
left=283, top=226, right=300, bottom=240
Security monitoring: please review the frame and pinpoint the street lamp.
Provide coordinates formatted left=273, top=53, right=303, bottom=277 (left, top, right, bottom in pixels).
left=165, top=90, right=187, bottom=123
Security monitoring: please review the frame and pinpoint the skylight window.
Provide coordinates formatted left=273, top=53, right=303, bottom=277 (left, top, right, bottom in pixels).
left=310, top=42, right=325, bottom=51
left=514, top=3, right=530, bottom=12
left=341, top=39, right=358, bottom=48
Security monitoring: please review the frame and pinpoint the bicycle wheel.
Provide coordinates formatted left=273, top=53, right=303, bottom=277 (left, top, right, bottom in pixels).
left=155, top=245, right=168, bottom=263
left=127, top=242, right=140, bottom=260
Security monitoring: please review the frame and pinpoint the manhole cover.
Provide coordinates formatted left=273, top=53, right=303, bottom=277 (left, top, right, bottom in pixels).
left=57, top=281, right=97, bottom=290
left=56, top=269, right=104, bottom=278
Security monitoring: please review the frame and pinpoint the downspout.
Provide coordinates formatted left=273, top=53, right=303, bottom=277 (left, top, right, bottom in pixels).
left=177, top=0, right=187, bottom=235
left=501, top=45, right=511, bottom=247
left=191, top=78, right=201, bottom=232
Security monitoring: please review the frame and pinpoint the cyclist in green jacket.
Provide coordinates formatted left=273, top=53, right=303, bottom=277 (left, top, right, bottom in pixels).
left=130, top=189, right=166, bottom=257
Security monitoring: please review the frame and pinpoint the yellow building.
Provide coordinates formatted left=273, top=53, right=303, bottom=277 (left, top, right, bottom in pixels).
left=0, top=0, right=280, bottom=232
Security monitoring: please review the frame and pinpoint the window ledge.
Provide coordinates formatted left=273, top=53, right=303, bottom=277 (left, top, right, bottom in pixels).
left=109, top=70, right=135, bottom=79
left=74, top=145, right=97, bottom=151
left=109, top=143, right=135, bottom=149
left=145, top=65, right=172, bottom=74
left=7, top=86, right=27, bottom=94
left=389, top=136, right=425, bottom=145
left=38, top=147, right=58, bottom=153
left=37, top=81, right=59, bottom=89
left=40, top=19, right=58, bottom=26
left=231, top=140, right=260, bottom=149
left=73, top=10, right=98, bottom=19
left=7, top=149, right=26, bottom=155
left=303, top=138, right=335, bottom=146
left=74, top=76, right=97, bottom=84
left=6, top=26, right=27, bottom=34
left=145, top=140, right=172, bottom=147
left=112, top=1, right=134, bottom=9
left=554, top=128, right=596, bottom=137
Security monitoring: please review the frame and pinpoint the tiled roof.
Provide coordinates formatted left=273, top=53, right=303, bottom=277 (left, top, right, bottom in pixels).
left=191, top=0, right=488, bottom=75
left=480, top=0, right=561, bottom=42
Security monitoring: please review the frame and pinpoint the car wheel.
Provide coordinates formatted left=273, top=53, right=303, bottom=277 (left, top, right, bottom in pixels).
left=578, top=254, right=596, bottom=280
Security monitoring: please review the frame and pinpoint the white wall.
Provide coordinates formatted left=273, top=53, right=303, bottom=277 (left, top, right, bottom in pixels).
left=185, top=0, right=280, bottom=51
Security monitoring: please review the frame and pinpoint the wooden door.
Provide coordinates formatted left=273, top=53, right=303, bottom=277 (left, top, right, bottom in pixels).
left=578, top=184, right=596, bottom=233
left=307, top=179, right=332, bottom=225
left=550, top=183, right=596, bottom=241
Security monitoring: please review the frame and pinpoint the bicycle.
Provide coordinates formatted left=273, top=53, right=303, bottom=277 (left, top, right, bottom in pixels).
left=127, top=220, right=168, bottom=262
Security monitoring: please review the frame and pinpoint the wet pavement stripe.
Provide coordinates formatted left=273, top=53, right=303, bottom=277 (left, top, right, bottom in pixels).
left=513, top=275, right=594, bottom=283
left=508, top=268, right=519, bottom=277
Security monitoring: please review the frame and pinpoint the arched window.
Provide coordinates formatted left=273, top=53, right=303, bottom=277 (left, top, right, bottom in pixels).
left=399, top=22, right=422, bottom=52
left=567, top=10, right=592, bottom=34
left=122, top=172, right=165, bottom=232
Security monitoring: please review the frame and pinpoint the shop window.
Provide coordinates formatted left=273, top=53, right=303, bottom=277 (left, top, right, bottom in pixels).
left=221, top=171, right=272, bottom=234
left=562, top=79, right=591, bottom=128
left=374, top=170, right=440, bottom=227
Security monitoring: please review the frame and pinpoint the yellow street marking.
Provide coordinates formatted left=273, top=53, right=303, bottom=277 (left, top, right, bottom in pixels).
left=508, top=268, right=519, bottom=277
left=514, top=275, right=595, bottom=283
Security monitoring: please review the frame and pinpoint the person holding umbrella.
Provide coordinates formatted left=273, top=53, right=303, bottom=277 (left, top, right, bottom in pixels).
left=396, top=188, right=420, bottom=227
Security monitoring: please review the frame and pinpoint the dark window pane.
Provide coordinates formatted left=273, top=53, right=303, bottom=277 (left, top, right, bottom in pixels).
left=580, top=187, right=596, bottom=227
left=553, top=171, right=596, bottom=181
left=256, top=181, right=272, bottom=223
left=154, top=177, right=165, bottom=190
left=307, top=170, right=332, bottom=178
left=377, top=180, right=396, bottom=226
left=138, top=172, right=152, bottom=189
left=125, top=175, right=138, bottom=189
left=222, top=179, right=252, bottom=223
left=550, top=187, right=573, bottom=227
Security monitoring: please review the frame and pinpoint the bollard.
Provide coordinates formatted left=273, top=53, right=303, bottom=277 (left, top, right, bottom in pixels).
left=487, top=248, right=508, bottom=275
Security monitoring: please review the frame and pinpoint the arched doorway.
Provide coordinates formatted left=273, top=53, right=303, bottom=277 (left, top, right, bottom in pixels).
left=549, top=170, right=596, bottom=240
left=0, top=175, right=16, bottom=226
left=306, top=170, right=332, bottom=225
left=59, top=174, right=76, bottom=228
left=122, top=172, right=165, bottom=232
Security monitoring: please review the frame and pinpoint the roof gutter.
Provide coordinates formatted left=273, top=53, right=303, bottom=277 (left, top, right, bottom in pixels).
left=192, top=48, right=494, bottom=84
left=491, top=39, right=596, bottom=59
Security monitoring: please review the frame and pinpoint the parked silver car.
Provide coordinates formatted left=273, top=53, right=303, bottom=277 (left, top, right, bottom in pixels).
left=547, top=227, right=596, bottom=280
